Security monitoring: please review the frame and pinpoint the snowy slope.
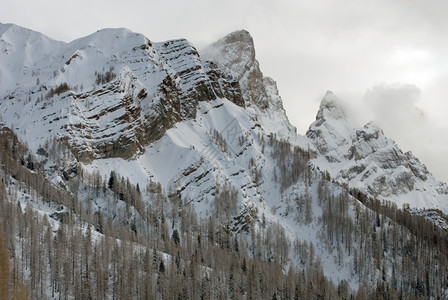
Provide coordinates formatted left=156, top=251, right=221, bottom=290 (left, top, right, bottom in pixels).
left=2, top=23, right=448, bottom=293
left=0, top=23, right=65, bottom=92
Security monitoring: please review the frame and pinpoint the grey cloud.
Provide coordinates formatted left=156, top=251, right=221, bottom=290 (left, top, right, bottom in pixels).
left=356, top=83, right=448, bottom=182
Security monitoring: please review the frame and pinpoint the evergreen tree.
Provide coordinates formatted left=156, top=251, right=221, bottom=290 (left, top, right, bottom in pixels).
left=0, top=230, right=9, bottom=299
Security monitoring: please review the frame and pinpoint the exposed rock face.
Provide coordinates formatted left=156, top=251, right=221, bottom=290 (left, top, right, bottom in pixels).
left=201, top=30, right=267, bottom=109
left=201, top=30, right=297, bottom=140
left=0, top=25, right=244, bottom=162
left=65, top=67, right=176, bottom=161
left=153, top=39, right=243, bottom=119
left=4, top=24, right=448, bottom=293
left=0, top=25, right=297, bottom=162
left=67, top=38, right=245, bottom=161
left=307, top=91, right=448, bottom=210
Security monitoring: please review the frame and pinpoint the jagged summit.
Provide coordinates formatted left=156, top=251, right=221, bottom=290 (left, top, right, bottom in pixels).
left=221, top=29, right=254, bottom=44
left=316, top=90, right=348, bottom=121
left=202, top=29, right=297, bottom=140
left=308, top=90, right=448, bottom=213
left=1, top=23, right=447, bottom=212
left=306, top=91, right=354, bottom=159
left=213, top=29, right=255, bottom=51
left=201, top=30, right=255, bottom=81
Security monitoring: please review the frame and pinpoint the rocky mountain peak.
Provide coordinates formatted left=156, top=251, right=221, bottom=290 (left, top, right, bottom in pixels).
left=3, top=25, right=448, bottom=297
left=308, top=91, right=448, bottom=212
left=306, top=91, right=354, bottom=158
left=201, top=30, right=255, bottom=82
left=3, top=24, right=444, bottom=212
left=221, top=29, right=254, bottom=46
left=315, top=90, right=348, bottom=123
left=202, top=30, right=297, bottom=140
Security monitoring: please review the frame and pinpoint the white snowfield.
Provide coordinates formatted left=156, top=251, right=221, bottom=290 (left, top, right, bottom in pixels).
left=1, top=23, right=448, bottom=289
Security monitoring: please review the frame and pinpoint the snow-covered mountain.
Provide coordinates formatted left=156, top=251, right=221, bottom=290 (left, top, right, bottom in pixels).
left=0, top=23, right=243, bottom=162
left=307, top=91, right=448, bottom=213
left=1, top=23, right=448, bottom=298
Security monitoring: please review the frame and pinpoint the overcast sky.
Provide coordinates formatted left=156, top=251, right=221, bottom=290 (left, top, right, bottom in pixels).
left=2, top=0, right=448, bottom=182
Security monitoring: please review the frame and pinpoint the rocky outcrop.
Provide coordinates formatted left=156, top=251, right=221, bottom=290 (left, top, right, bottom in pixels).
left=68, top=36, right=246, bottom=161
left=202, top=30, right=260, bottom=105
left=201, top=30, right=297, bottom=140
left=63, top=67, right=147, bottom=161
left=154, top=39, right=243, bottom=119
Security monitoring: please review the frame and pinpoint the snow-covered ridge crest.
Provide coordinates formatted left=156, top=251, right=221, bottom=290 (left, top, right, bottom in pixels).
left=0, top=23, right=65, bottom=91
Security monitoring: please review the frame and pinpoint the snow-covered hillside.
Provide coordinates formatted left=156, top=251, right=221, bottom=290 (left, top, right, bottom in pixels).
left=1, top=23, right=448, bottom=298
left=0, top=23, right=243, bottom=162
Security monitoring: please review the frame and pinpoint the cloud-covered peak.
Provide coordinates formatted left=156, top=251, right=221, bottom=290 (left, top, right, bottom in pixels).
left=219, top=29, right=254, bottom=49
left=316, top=90, right=348, bottom=122
left=201, top=29, right=255, bottom=81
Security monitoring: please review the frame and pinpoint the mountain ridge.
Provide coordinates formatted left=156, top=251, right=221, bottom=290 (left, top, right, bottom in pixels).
left=2, top=22, right=447, bottom=215
left=1, top=23, right=448, bottom=298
